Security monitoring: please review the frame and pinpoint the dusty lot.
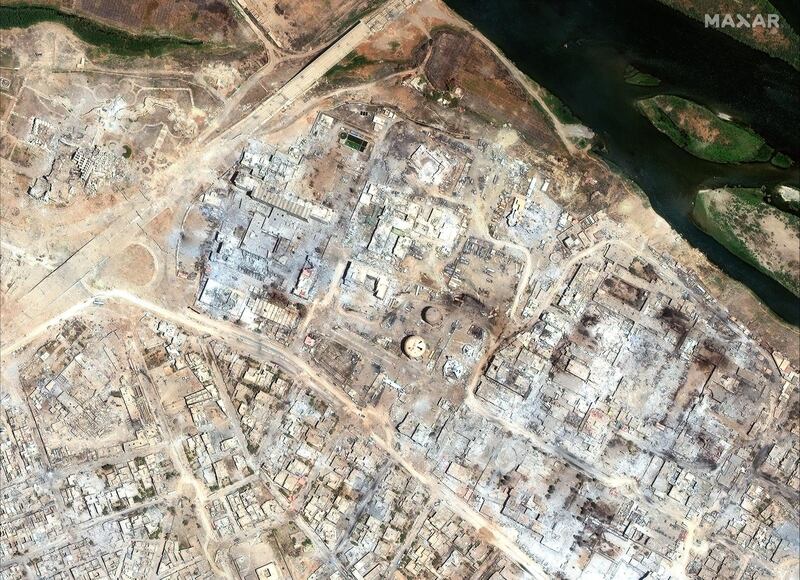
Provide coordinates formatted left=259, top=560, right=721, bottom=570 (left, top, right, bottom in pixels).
left=245, top=0, right=378, bottom=51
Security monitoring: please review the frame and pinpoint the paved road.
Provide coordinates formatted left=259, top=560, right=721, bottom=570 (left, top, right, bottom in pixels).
left=211, top=0, right=420, bottom=146
left=206, top=20, right=372, bottom=145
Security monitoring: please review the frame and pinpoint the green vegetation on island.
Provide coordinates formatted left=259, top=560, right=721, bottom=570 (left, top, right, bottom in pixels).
left=771, top=151, right=794, bottom=169
left=624, top=65, right=661, bottom=87
left=0, top=4, right=202, bottom=57
left=692, top=187, right=800, bottom=296
left=636, top=95, right=793, bottom=167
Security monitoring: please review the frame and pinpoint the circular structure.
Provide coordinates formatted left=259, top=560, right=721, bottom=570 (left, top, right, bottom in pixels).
left=104, top=243, right=156, bottom=287
left=421, top=306, right=443, bottom=326
left=402, top=335, right=427, bottom=359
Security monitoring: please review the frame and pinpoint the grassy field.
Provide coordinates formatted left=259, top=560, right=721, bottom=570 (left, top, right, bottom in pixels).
left=657, top=0, right=800, bottom=70
left=636, top=95, right=783, bottom=164
left=624, top=65, right=661, bottom=86
left=541, top=91, right=579, bottom=125
left=0, top=4, right=201, bottom=56
left=324, top=52, right=374, bottom=79
left=692, top=187, right=799, bottom=295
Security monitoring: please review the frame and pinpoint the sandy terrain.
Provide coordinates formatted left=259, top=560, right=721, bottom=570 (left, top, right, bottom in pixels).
left=101, top=243, right=157, bottom=287
left=243, top=0, right=377, bottom=51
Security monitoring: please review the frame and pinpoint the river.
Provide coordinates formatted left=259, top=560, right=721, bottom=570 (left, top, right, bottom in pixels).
left=445, top=0, right=800, bottom=324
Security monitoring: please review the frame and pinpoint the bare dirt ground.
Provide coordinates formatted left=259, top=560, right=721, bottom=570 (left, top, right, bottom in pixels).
left=422, top=28, right=566, bottom=154
left=315, top=0, right=568, bottom=157
left=358, top=0, right=431, bottom=59
left=0, top=28, right=228, bottom=296
left=100, top=243, right=157, bottom=287
left=243, top=0, right=378, bottom=52
left=1, top=8, right=269, bottom=101
left=676, top=108, right=722, bottom=143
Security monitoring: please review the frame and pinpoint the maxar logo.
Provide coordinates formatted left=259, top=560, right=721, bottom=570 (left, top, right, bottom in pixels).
left=705, top=13, right=780, bottom=28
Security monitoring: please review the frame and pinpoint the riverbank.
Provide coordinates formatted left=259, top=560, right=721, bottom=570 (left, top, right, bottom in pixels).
left=444, top=0, right=799, bottom=324
left=439, top=0, right=799, bottom=362
left=692, top=187, right=799, bottom=296
left=610, top=179, right=800, bottom=363
left=656, top=0, right=800, bottom=70
left=0, top=4, right=202, bottom=57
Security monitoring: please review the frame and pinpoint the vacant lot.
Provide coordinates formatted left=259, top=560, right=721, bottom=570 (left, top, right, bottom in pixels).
left=424, top=29, right=565, bottom=153
left=246, top=0, right=378, bottom=51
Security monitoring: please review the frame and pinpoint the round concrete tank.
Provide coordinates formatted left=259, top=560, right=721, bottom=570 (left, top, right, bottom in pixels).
left=402, top=335, right=427, bottom=359
left=421, top=306, right=443, bottom=326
